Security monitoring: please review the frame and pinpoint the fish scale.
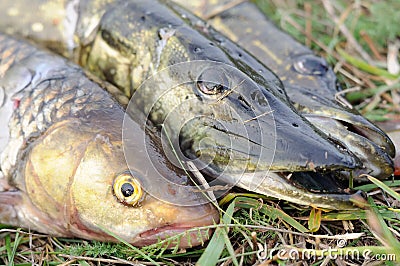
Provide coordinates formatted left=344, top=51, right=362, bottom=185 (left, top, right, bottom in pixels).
left=0, top=38, right=118, bottom=180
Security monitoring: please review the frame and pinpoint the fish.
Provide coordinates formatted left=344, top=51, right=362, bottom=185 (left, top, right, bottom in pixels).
left=0, top=0, right=365, bottom=209
left=0, top=33, right=219, bottom=248
left=169, top=0, right=395, bottom=181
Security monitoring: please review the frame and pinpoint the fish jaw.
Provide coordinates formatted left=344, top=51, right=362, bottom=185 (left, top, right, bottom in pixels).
left=67, top=190, right=219, bottom=248
left=286, top=75, right=395, bottom=160
left=219, top=171, right=365, bottom=210
left=178, top=94, right=360, bottom=175
left=131, top=204, right=218, bottom=247
left=0, top=186, right=219, bottom=248
left=270, top=53, right=395, bottom=179
left=303, top=112, right=394, bottom=179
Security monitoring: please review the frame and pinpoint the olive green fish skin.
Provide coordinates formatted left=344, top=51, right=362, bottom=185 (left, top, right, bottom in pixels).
left=170, top=0, right=394, bottom=180
left=0, top=33, right=219, bottom=247
left=0, top=0, right=362, bottom=175
left=0, top=0, right=368, bottom=210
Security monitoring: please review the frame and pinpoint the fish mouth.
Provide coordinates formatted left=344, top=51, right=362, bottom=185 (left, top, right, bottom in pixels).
left=304, top=112, right=395, bottom=179
left=133, top=211, right=219, bottom=248
left=285, top=81, right=394, bottom=179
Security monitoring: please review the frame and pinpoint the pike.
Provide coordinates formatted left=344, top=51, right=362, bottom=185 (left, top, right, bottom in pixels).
left=170, top=0, right=395, bottom=181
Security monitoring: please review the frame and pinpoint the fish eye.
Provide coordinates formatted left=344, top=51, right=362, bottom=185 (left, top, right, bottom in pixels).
left=293, top=55, right=328, bottom=76
left=113, top=173, right=143, bottom=206
left=196, top=68, right=230, bottom=95
left=197, top=81, right=228, bottom=95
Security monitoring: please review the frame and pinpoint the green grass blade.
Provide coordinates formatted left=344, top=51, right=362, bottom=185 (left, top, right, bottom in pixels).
left=308, top=208, right=322, bottom=232
left=196, top=227, right=225, bottom=266
left=221, top=229, right=239, bottom=266
left=10, top=230, right=21, bottom=266
left=354, top=180, right=400, bottom=192
left=337, top=47, right=400, bottom=79
left=367, top=199, right=400, bottom=262
left=231, top=196, right=308, bottom=233
left=3, top=229, right=23, bottom=266
left=5, top=233, right=13, bottom=266
left=364, top=175, right=400, bottom=202
left=218, top=193, right=268, bottom=206
left=196, top=200, right=235, bottom=266
left=320, top=209, right=400, bottom=221
left=259, top=204, right=308, bottom=233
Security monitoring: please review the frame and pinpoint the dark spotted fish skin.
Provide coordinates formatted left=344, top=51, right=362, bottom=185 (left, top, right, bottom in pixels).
left=170, top=0, right=394, bottom=180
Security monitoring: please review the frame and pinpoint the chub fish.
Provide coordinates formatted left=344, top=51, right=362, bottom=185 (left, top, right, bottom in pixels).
left=0, top=33, right=219, bottom=247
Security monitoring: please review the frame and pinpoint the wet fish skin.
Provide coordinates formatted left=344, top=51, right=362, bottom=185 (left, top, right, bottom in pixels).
left=83, top=1, right=357, bottom=175
left=0, top=0, right=362, bottom=175
left=0, top=33, right=218, bottom=247
left=0, top=0, right=366, bottom=209
left=170, top=0, right=394, bottom=180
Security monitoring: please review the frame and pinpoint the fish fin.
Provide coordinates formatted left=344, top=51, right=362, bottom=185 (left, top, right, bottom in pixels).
left=0, top=190, right=23, bottom=226
left=0, top=171, right=15, bottom=191
left=0, top=171, right=23, bottom=226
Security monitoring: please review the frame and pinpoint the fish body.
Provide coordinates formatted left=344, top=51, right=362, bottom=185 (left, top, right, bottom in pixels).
left=170, top=0, right=395, bottom=180
left=0, top=33, right=218, bottom=247
left=0, top=0, right=365, bottom=209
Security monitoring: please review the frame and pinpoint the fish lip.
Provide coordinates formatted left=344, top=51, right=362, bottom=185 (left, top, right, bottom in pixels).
left=304, top=113, right=395, bottom=178
left=302, top=108, right=395, bottom=158
left=335, top=115, right=395, bottom=158
left=213, top=169, right=360, bottom=210
left=134, top=211, right=219, bottom=248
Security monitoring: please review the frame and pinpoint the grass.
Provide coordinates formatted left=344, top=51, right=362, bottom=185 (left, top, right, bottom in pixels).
left=1, top=0, right=400, bottom=265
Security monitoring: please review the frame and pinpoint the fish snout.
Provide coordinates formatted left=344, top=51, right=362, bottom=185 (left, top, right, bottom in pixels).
left=285, top=54, right=394, bottom=179
left=304, top=112, right=395, bottom=179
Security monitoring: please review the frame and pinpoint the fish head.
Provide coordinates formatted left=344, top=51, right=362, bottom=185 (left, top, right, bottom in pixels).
left=285, top=53, right=395, bottom=179
left=128, top=61, right=361, bottom=194
left=20, top=111, right=218, bottom=248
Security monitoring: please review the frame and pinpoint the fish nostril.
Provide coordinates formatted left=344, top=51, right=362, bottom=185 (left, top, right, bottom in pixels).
left=293, top=54, right=328, bottom=76
left=292, top=123, right=299, bottom=128
left=238, top=95, right=252, bottom=110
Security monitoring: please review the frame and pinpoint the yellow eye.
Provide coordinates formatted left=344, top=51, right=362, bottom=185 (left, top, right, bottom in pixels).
left=113, top=173, right=143, bottom=206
